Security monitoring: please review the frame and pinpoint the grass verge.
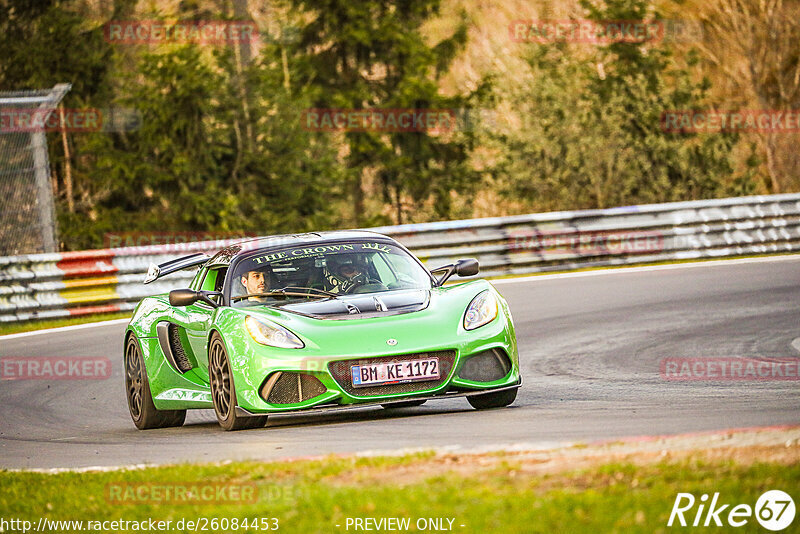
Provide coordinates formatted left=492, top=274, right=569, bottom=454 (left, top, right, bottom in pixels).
left=1, top=437, right=797, bottom=533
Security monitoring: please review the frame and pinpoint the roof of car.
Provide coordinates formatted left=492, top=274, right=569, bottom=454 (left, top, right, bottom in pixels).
left=236, top=230, right=392, bottom=248
left=207, top=230, right=399, bottom=266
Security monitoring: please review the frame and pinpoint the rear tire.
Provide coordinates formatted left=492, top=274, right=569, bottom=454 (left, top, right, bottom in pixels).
left=381, top=400, right=427, bottom=409
left=467, top=388, right=517, bottom=410
left=209, top=333, right=268, bottom=431
left=125, top=335, right=186, bottom=429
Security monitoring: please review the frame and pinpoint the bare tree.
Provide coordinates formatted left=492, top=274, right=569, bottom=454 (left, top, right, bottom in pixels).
left=698, top=0, right=800, bottom=193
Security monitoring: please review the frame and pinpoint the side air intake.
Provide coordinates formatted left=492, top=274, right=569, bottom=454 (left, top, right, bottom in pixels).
left=156, top=322, right=194, bottom=373
left=168, top=324, right=193, bottom=372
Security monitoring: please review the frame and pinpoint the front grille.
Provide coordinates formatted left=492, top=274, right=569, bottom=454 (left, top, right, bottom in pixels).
left=457, top=349, right=512, bottom=382
left=168, top=324, right=193, bottom=372
left=328, top=351, right=456, bottom=397
left=262, top=372, right=327, bottom=404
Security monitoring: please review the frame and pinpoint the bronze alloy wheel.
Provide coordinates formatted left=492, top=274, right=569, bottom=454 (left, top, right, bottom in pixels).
left=208, top=333, right=267, bottom=431
left=124, top=335, right=186, bottom=429
left=209, top=337, right=232, bottom=419
left=125, top=337, right=143, bottom=420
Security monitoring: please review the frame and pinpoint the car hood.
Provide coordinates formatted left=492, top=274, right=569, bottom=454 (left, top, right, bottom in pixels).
left=276, top=289, right=429, bottom=319
left=216, top=279, right=503, bottom=357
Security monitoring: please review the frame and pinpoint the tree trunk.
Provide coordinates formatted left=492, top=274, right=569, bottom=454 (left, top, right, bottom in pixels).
left=764, top=132, right=781, bottom=193
left=353, top=172, right=364, bottom=226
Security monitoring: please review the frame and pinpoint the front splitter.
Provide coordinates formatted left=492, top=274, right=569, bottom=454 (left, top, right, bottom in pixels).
left=235, top=378, right=522, bottom=417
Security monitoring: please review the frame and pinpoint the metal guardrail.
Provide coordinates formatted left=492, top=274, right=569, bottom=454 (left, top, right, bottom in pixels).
left=2, top=193, right=800, bottom=323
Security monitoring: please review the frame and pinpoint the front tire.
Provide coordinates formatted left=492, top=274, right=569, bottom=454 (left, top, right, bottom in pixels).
left=125, top=335, right=186, bottom=429
left=209, top=333, right=268, bottom=431
left=467, top=387, right=517, bottom=410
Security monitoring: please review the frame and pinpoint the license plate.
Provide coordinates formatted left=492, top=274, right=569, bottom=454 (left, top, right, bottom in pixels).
left=351, top=358, right=439, bottom=387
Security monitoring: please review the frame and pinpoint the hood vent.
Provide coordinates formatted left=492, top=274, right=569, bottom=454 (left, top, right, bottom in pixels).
left=280, top=290, right=430, bottom=320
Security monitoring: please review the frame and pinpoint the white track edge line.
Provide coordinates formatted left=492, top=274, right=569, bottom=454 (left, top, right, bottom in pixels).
left=0, top=317, right=130, bottom=340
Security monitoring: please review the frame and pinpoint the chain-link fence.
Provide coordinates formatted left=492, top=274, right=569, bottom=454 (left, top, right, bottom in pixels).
left=0, top=84, right=70, bottom=255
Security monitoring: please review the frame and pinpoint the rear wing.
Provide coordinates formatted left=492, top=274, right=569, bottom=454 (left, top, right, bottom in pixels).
left=143, top=253, right=210, bottom=284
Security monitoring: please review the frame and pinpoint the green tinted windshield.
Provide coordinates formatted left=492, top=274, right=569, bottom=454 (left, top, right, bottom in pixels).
left=230, top=241, right=431, bottom=306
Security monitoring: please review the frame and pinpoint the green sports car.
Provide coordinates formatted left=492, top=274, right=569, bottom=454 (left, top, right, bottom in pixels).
left=124, top=231, right=521, bottom=431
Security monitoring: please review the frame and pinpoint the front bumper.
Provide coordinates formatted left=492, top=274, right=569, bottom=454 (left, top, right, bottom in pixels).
left=219, top=283, right=521, bottom=414
left=235, top=378, right=522, bottom=417
left=232, top=321, right=520, bottom=414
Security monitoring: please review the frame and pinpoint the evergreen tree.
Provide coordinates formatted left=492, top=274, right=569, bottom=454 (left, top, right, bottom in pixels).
left=495, top=0, right=756, bottom=211
left=288, top=0, right=478, bottom=225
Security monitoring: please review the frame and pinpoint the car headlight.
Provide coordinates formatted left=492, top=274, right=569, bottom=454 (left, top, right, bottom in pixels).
left=463, top=290, right=498, bottom=330
left=245, top=316, right=304, bottom=349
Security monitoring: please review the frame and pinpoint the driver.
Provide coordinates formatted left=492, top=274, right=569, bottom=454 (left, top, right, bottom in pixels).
left=331, top=256, right=367, bottom=293
left=337, top=260, right=363, bottom=281
left=240, top=268, right=269, bottom=302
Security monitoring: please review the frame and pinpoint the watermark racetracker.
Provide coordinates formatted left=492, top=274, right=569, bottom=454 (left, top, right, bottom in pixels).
left=661, top=358, right=800, bottom=381
left=0, top=357, right=111, bottom=380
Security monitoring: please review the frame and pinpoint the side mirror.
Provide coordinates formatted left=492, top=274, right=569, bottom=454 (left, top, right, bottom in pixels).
left=455, top=258, right=479, bottom=277
left=169, top=289, right=221, bottom=308
left=431, top=258, right=480, bottom=286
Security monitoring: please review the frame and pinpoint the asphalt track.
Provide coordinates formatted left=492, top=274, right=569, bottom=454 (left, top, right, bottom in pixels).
left=1, top=257, right=799, bottom=470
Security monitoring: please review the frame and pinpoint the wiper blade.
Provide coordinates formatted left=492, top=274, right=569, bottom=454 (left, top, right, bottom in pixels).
left=278, top=286, right=338, bottom=297
left=231, top=290, right=331, bottom=302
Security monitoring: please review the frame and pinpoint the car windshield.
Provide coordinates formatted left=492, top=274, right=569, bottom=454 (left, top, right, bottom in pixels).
left=230, top=241, right=431, bottom=307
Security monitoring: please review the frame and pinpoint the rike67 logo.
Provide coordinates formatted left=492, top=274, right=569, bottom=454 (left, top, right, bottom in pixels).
left=668, top=490, right=795, bottom=531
